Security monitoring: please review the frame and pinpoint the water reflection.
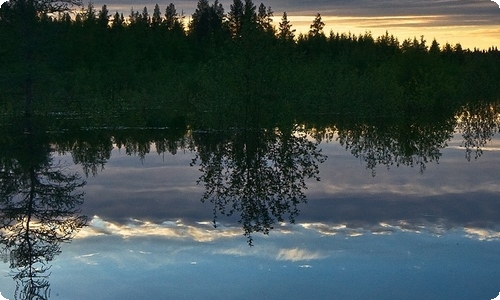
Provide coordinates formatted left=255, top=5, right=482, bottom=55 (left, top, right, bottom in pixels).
left=43, top=100, right=500, bottom=182
left=54, top=126, right=191, bottom=175
left=1, top=100, right=500, bottom=297
left=191, top=126, right=326, bottom=245
left=299, top=100, right=500, bottom=175
left=0, top=117, right=86, bottom=299
left=305, top=116, right=456, bottom=176
left=455, top=101, right=500, bottom=161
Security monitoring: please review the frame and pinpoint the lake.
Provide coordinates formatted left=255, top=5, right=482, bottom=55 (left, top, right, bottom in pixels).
left=1, top=102, right=500, bottom=299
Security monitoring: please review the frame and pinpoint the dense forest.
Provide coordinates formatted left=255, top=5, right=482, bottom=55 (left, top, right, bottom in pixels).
left=1, top=0, right=500, bottom=127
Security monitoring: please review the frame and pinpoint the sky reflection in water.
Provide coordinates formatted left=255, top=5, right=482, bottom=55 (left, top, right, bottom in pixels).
left=1, top=127, right=500, bottom=299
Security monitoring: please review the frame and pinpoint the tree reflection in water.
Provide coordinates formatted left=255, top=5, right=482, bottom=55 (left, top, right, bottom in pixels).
left=306, top=115, right=456, bottom=176
left=337, top=121, right=455, bottom=176
left=456, top=101, right=500, bottom=161
left=0, top=117, right=87, bottom=300
left=191, top=126, right=326, bottom=245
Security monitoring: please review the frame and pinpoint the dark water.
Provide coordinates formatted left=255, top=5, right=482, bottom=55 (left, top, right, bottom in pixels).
left=1, top=103, right=500, bottom=300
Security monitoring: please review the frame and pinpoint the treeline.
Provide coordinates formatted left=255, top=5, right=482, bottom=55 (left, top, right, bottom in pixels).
left=1, top=0, right=499, bottom=125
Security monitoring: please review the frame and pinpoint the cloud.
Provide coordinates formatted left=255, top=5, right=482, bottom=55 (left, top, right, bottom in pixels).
left=63, top=0, right=500, bottom=49
left=275, top=0, right=499, bottom=17
left=300, top=222, right=369, bottom=237
left=76, top=215, right=242, bottom=242
left=276, top=248, right=326, bottom=262
left=298, top=220, right=500, bottom=241
left=75, top=253, right=100, bottom=258
left=82, top=0, right=500, bottom=25
left=74, top=252, right=101, bottom=265
left=464, top=227, right=500, bottom=241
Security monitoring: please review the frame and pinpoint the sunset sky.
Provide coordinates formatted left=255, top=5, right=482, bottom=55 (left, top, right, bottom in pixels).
left=85, top=0, right=500, bottom=50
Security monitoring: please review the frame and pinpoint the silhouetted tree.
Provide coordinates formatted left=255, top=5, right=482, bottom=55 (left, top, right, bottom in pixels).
left=140, top=6, right=150, bottom=26
left=228, top=0, right=243, bottom=37
left=189, top=0, right=224, bottom=41
left=308, top=13, right=324, bottom=37
left=278, top=11, right=294, bottom=41
left=241, top=0, right=256, bottom=34
left=163, top=2, right=185, bottom=34
left=96, top=4, right=108, bottom=28
left=82, top=1, right=96, bottom=26
left=429, top=38, right=440, bottom=55
left=111, top=11, right=124, bottom=28
left=256, top=3, right=273, bottom=33
left=151, top=3, right=162, bottom=28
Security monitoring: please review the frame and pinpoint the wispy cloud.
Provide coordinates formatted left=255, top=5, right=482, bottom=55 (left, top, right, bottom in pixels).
left=464, top=227, right=500, bottom=241
left=276, top=248, right=327, bottom=262
left=76, top=252, right=100, bottom=257
left=76, top=214, right=500, bottom=245
left=76, top=215, right=242, bottom=241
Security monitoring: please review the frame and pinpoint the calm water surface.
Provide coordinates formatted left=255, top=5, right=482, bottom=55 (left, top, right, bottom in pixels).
left=1, top=107, right=500, bottom=299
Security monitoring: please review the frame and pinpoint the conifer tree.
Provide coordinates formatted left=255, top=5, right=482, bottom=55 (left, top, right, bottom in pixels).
left=190, top=0, right=209, bottom=38
left=111, top=11, right=124, bottom=28
left=278, top=11, right=294, bottom=41
left=190, top=0, right=223, bottom=40
left=210, top=0, right=224, bottom=35
left=257, top=3, right=273, bottom=33
left=164, top=3, right=178, bottom=30
left=128, top=8, right=139, bottom=25
left=97, top=4, right=109, bottom=28
left=308, top=13, right=324, bottom=37
left=152, top=4, right=162, bottom=27
left=228, top=0, right=243, bottom=37
left=242, top=0, right=256, bottom=26
left=140, top=6, right=150, bottom=26
left=82, top=2, right=96, bottom=26
left=429, top=38, right=440, bottom=55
